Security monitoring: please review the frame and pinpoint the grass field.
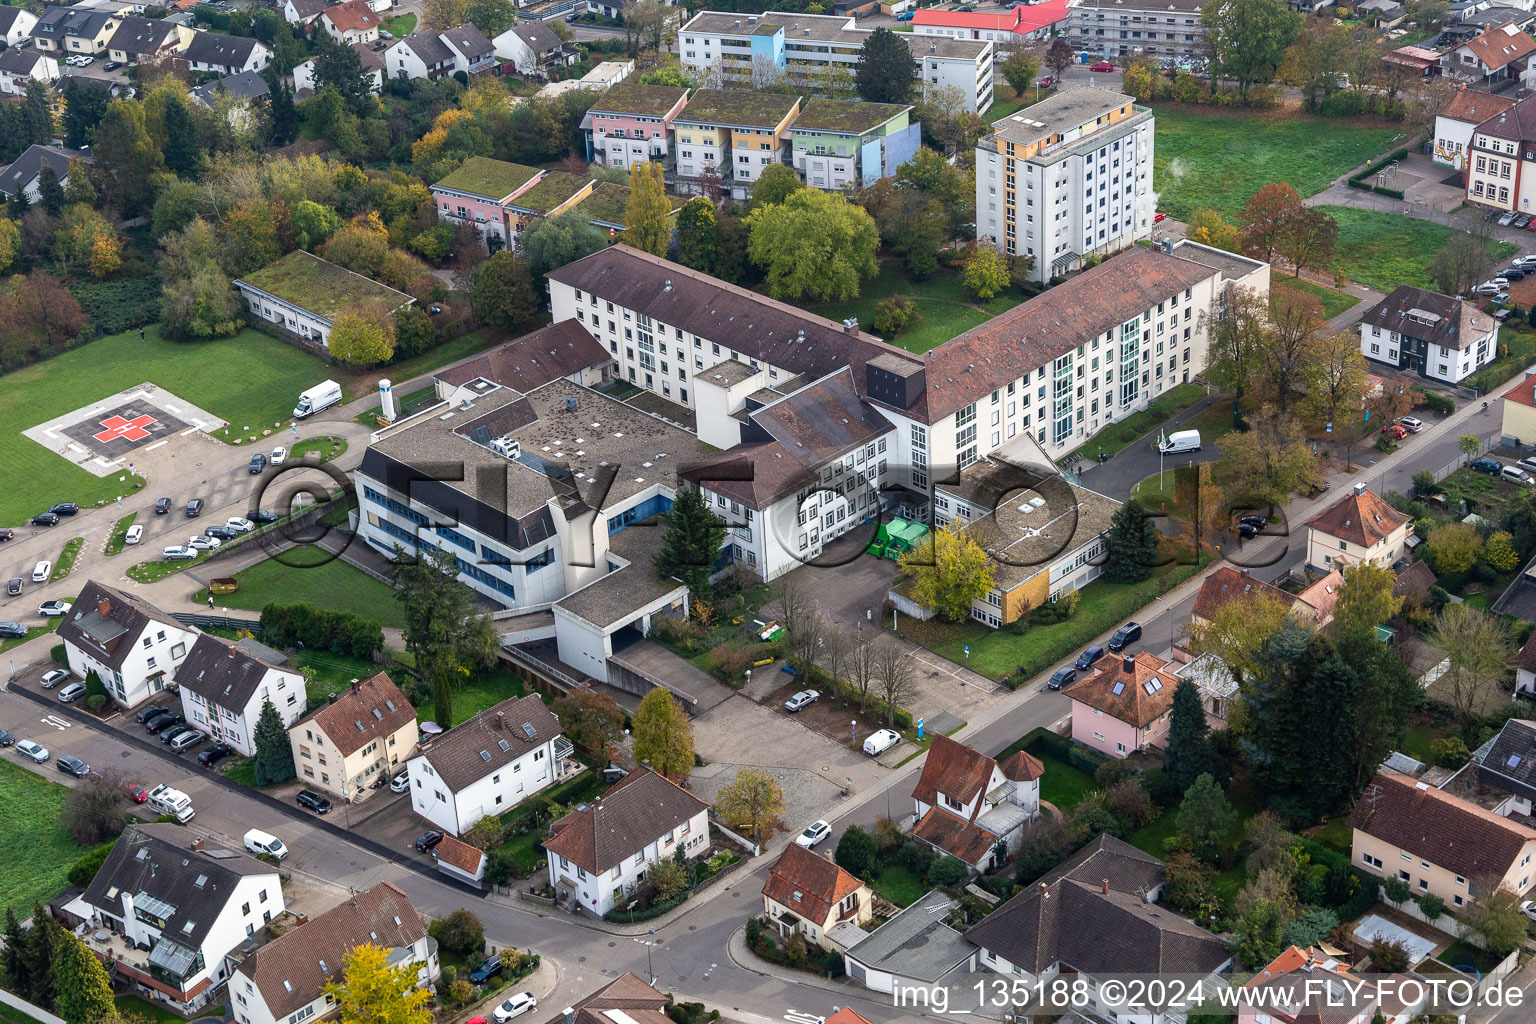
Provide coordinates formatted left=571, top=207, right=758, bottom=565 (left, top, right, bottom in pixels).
left=290, top=435, right=348, bottom=463
left=1, top=624, right=55, bottom=654
left=1323, top=207, right=1518, bottom=291
left=381, top=13, right=416, bottom=36
left=1034, top=752, right=1097, bottom=811
left=0, top=759, right=99, bottom=916
left=1271, top=276, right=1360, bottom=320
left=204, top=557, right=407, bottom=628
left=869, top=864, right=927, bottom=907
left=1153, top=107, right=1404, bottom=219
left=802, top=262, right=1030, bottom=353
left=0, top=325, right=332, bottom=525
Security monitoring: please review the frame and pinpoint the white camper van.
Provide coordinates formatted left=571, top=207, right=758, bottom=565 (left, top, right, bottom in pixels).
left=147, top=784, right=195, bottom=823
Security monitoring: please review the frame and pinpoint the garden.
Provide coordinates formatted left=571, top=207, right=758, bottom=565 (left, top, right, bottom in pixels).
left=199, top=557, right=408, bottom=629
left=423, top=909, right=541, bottom=1014
left=1324, top=207, right=1518, bottom=292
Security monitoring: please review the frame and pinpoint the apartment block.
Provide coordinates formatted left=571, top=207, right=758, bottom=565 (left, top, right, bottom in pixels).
left=672, top=88, right=801, bottom=200
left=1069, top=0, right=1208, bottom=59
left=1465, top=91, right=1536, bottom=213
left=587, top=81, right=691, bottom=170
left=788, top=99, right=919, bottom=191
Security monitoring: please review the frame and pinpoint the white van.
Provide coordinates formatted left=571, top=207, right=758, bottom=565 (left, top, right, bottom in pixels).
left=1158, top=429, right=1202, bottom=455
left=147, top=784, right=195, bottom=823
left=244, top=829, right=288, bottom=860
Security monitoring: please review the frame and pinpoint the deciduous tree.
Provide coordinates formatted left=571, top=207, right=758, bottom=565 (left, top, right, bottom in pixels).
left=872, top=635, right=916, bottom=727
left=855, top=27, right=917, bottom=103
left=675, top=197, right=717, bottom=272
left=622, top=160, right=672, bottom=256
left=58, top=774, right=127, bottom=846
left=1300, top=326, right=1369, bottom=430
left=1213, top=408, right=1317, bottom=506
left=715, top=768, right=786, bottom=843
left=324, top=943, right=433, bottom=1024
left=471, top=251, right=539, bottom=332
left=1429, top=224, right=1500, bottom=297
left=1333, top=562, right=1403, bottom=635
left=1426, top=520, right=1483, bottom=575
left=1186, top=208, right=1242, bottom=251
left=897, top=526, right=995, bottom=622
left=520, top=210, right=607, bottom=280
left=632, top=686, right=695, bottom=780
left=1206, top=285, right=1269, bottom=427
left=1000, top=46, right=1043, bottom=97
left=1189, top=588, right=1293, bottom=681
left=1460, top=887, right=1528, bottom=956
left=746, top=188, right=878, bottom=301
left=752, top=164, right=802, bottom=208
left=1239, top=182, right=1305, bottom=266
left=423, top=0, right=470, bottom=33
left=1279, top=207, right=1337, bottom=279
left=1045, top=37, right=1074, bottom=80
left=1206, top=0, right=1300, bottom=100
left=327, top=312, right=396, bottom=366
left=550, top=690, right=626, bottom=760
left=1430, top=603, right=1512, bottom=725
left=962, top=246, right=1009, bottom=300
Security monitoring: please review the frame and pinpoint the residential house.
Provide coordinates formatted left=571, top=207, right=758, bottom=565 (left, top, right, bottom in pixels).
left=189, top=70, right=271, bottom=110
left=430, top=156, right=545, bottom=249
left=1467, top=92, right=1536, bottom=213
left=1502, top=367, right=1536, bottom=444
left=908, top=734, right=1042, bottom=871
left=556, top=973, right=672, bottom=1024
left=1469, top=717, right=1536, bottom=812
left=1239, top=946, right=1394, bottom=1024
left=1443, top=22, right=1536, bottom=83
left=68, top=824, right=283, bottom=1014
left=233, top=249, right=415, bottom=349
left=293, top=41, right=383, bottom=96
left=912, top=0, right=1071, bottom=44
left=843, top=890, right=975, bottom=994
left=1068, top=0, right=1208, bottom=59
left=0, top=50, right=60, bottom=96
left=1359, top=0, right=1408, bottom=27
left=183, top=31, right=271, bottom=75
left=432, top=834, right=488, bottom=886
left=494, top=21, right=578, bottom=77
left=56, top=580, right=198, bottom=709
left=175, top=635, right=305, bottom=757
left=1189, top=565, right=1337, bottom=632
left=586, top=81, right=691, bottom=171
left=1069, top=652, right=1178, bottom=758
left=229, top=883, right=436, bottom=1024
left=431, top=319, right=610, bottom=405
left=105, top=15, right=188, bottom=64
left=502, top=170, right=598, bottom=240
left=1304, top=482, right=1416, bottom=572
left=439, top=22, right=496, bottom=75
left=1520, top=637, right=1536, bottom=698
left=789, top=99, right=919, bottom=191
left=406, top=694, right=562, bottom=836
left=975, top=87, right=1156, bottom=279
left=1358, top=285, right=1497, bottom=384
left=288, top=672, right=418, bottom=803
left=32, top=6, right=121, bottom=55
left=543, top=767, right=711, bottom=917
left=282, top=0, right=330, bottom=25
left=761, top=844, right=873, bottom=952
left=384, top=30, right=456, bottom=81
left=1349, top=771, right=1536, bottom=909
left=573, top=181, right=685, bottom=236
left=671, top=89, right=802, bottom=201
left=0, top=6, right=40, bottom=47
left=1166, top=649, right=1240, bottom=728
left=967, top=835, right=1233, bottom=1003
left=318, top=0, right=380, bottom=44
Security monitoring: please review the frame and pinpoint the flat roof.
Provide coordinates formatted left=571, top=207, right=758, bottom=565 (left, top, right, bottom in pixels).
left=956, top=475, right=1121, bottom=593
left=1167, top=239, right=1266, bottom=282
left=510, top=171, right=592, bottom=214
left=845, top=890, right=972, bottom=982
left=577, top=182, right=685, bottom=229
left=589, top=81, right=689, bottom=117
left=990, top=87, right=1137, bottom=146
left=554, top=520, right=687, bottom=629
left=433, top=156, right=542, bottom=200
left=235, top=250, right=412, bottom=322
left=792, top=98, right=909, bottom=134
left=673, top=88, right=800, bottom=129
left=684, top=10, right=859, bottom=43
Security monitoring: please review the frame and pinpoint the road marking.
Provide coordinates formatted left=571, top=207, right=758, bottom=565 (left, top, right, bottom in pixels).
left=40, top=715, right=72, bottom=730
left=784, top=1013, right=823, bottom=1024
left=144, top=440, right=169, bottom=452
left=179, top=426, right=200, bottom=437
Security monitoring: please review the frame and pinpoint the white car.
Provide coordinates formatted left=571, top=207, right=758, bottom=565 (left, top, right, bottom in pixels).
left=188, top=535, right=222, bottom=551
left=1523, top=899, right=1536, bottom=922
left=862, top=728, right=901, bottom=757
left=124, top=525, right=143, bottom=545
left=1473, top=281, right=1503, bottom=295
left=1503, top=465, right=1533, bottom=485
left=225, top=516, right=255, bottom=533
left=15, top=740, right=47, bottom=763
left=270, top=446, right=287, bottom=466
left=1516, top=255, right=1536, bottom=268
left=31, top=561, right=51, bottom=582
left=162, top=545, right=197, bottom=560
left=389, top=771, right=410, bottom=793
left=1495, top=292, right=1512, bottom=306
left=38, top=600, right=72, bottom=617
left=795, top=820, right=831, bottom=848
left=1399, top=416, right=1423, bottom=434
left=493, top=992, right=537, bottom=1023
left=783, top=689, right=820, bottom=712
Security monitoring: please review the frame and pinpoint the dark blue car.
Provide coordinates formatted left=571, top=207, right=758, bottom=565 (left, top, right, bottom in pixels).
left=1075, top=644, right=1106, bottom=671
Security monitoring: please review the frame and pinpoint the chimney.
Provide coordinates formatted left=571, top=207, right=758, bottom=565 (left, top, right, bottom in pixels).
left=497, top=710, right=507, bottom=730
left=228, top=646, right=238, bottom=658
left=97, top=598, right=111, bottom=618
left=352, top=678, right=362, bottom=693
left=1037, top=881, right=1049, bottom=897
left=1122, top=655, right=1135, bottom=674
left=1239, top=568, right=1252, bottom=579
left=1353, top=481, right=1368, bottom=496
left=191, top=838, right=206, bottom=852
left=1101, top=878, right=1109, bottom=895
left=563, top=1010, right=576, bottom=1024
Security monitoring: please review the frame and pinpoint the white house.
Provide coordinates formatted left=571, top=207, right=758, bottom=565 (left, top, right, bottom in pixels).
left=68, top=824, right=283, bottom=1014
left=0, top=5, right=40, bottom=47
left=183, top=31, right=271, bottom=75
left=282, top=0, right=330, bottom=25
left=494, top=21, right=577, bottom=77
left=288, top=672, right=419, bottom=804
left=0, top=50, right=60, bottom=95
left=1358, top=284, right=1498, bottom=385
left=56, top=580, right=199, bottom=709
left=438, top=22, right=496, bottom=75
left=406, top=694, right=562, bottom=836
left=229, top=883, right=436, bottom=1024
left=174, top=635, right=306, bottom=757
left=1433, top=88, right=1515, bottom=170
left=318, top=0, right=381, bottom=46
left=542, top=767, right=712, bottom=917
left=908, top=735, right=1042, bottom=872
left=384, top=30, right=456, bottom=81
left=293, top=41, right=383, bottom=96
left=1303, top=482, right=1416, bottom=573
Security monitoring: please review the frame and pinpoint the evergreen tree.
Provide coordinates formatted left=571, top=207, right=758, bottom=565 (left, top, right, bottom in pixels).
left=36, top=167, right=65, bottom=218
left=2, top=907, right=31, bottom=1001
left=253, top=699, right=297, bottom=786
left=1103, top=500, right=1157, bottom=583
left=162, top=95, right=205, bottom=178
left=622, top=160, right=671, bottom=256
left=855, top=27, right=918, bottom=104
left=1290, top=658, right=1359, bottom=821
left=312, top=31, right=376, bottom=116
left=19, top=82, right=53, bottom=154
left=52, top=932, right=115, bottom=1024
left=9, top=187, right=30, bottom=219
left=265, top=73, right=300, bottom=146
left=63, top=158, right=97, bottom=207
left=22, top=905, right=58, bottom=1010
left=1175, top=773, right=1237, bottom=863
left=1336, top=626, right=1420, bottom=793
left=653, top=488, right=726, bottom=597
left=62, top=79, right=111, bottom=150
left=1164, top=678, right=1222, bottom=792
left=388, top=545, right=499, bottom=728
left=834, top=824, right=877, bottom=876
left=675, top=197, right=717, bottom=272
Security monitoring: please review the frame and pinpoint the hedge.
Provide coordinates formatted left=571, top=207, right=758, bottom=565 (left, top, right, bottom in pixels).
left=1021, top=727, right=1109, bottom=776
left=1416, top=388, right=1454, bottom=415
left=258, top=601, right=383, bottom=657
left=69, top=840, right=117, bottom=888
left=604, top=889, right=690, bottom=923
left=1348, top=148, right=1411, bottom=200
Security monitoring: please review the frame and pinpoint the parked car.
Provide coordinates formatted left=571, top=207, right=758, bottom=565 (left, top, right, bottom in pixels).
left=1522, top=898, right=1536, bottom=922
left=123, top=783, right=148, bottom=803
left=0, top=730, right=11, bottom=747
left=863, top=728, right=901, bottom=756
left=162, top=546, right=197, bottom=560
left=1473, top=281, right=1503, bottom=295
left=390, top=771, right=409, bottom=793
left=1153, top=211, right=1167, bottom=223
left=124, top=525, right=143, bottom=545
left=56, top=755, right=88, bottom=777
left=248, top=453, right=267, bottom=475
left=1471, top=458, right=1504, bottom=474
left=415, top=830, right=445, bottom=852
left=896, top=9, right=915, bottom=18
left=795, top=820, right=831, bottom=848
left=1515, top=214, right=1532, bottom=229
left=15, top=740, right=47, bottom=763
left=246, top=508, right=278, bottom=524
left=161, top=724, right=198, bottom=745
left=1047, top=666, right=1076, bottom=690
left=135, top=704, right=171, bottom=724
left=1500, top=210, right=1519, bottom=226
left=144, top=712, right=185, bottom=734
left=169, top=729, right=206, bottom=753
left=783, top=689, right=820, bottom=712
left=5, top=579, right=18, bottom=596
left=50, top=503, right=78, bottom=516
left=1495, top=292, right=1512, bottom=305
left=297, top=790, right=332, bottom=814
left=1503, top=465, right=1533, bottom=485
left=1090, top=60, right=1114, bottom=71
left=1075, top=643, right=1106, bottom=670
left=38, top=600, right=72, bottom=617
left=103, top=61, right=123, bottom=71
left=1501, top=267, right=1528, bottom=280
left=31, top=561, right=51, bottom=582
left=1400, top=416, right=1423, bottom=433
left=57, top=682, right=87, bottom=703
left=154, top=498, right=172, bottom=514
left=226, top=516, right=255, bottom=533
left=1516, top=254, right=1536, bottom=267
left=0, top=621, right=25, bottom=639
left=186, top=498, right=204, bottom=517
left=469, top=954, right=504, bottom=984
left=1382, top=423, right=1410, bottom=440
left=198, top=742, right=233, bottom=766
left=188, top=535, right=221, bottom=551
left=0, top=528, right=11, bottom=542
left=205, top=525, right=238, bottom=540
left=1107, top=622, right=1142, bottom=652
left=31, top=512, right=59, bottom=526
left=1519, top=456, right=1536, bottom=475
left=1037, top=74, right=1055, bottom=88
left=40, top=669, right=71, bottom=689
left=493, top=994, right=537, bottom=1023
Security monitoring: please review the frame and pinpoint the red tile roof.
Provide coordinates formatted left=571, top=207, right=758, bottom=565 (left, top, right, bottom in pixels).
left=912, top=734, right=998, bottom=812
left=911, top=806, right=1001, bottom=865
left=1296, top=569, right=1345, bottom=621
left=1459, top=23, right=1536, bottom=73
left=1190, top=566, right=1299, bottom=622
left=299, top=672, right=416, bottom=758
left=1069, top=652, right=1176, bottom=728
left=1000, top=750, right=1045, bottom=782
left=433, top=834, right=486, bottom=875
left=1439, top=88, right=1517, bottom=125
left=1348, top=772, right=1536, bottom=884
left=1507, top=373, right=1536, bottom=409
left=1305, top=487, right=1411, bottom=550
left=761, top=844, right=867, bottom=925
left=321, top=0, right=380, bottom=33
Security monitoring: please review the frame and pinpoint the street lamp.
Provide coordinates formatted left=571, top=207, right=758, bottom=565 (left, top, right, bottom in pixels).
left=647, top=929, right=655, bottom=986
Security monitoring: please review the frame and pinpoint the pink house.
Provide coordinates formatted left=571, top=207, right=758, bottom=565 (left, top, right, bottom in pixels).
left=430, top=156, right=544, bottom=251
left=1068, top=652, right=1176, bottom=759
left=588, top=81, right=690, bottom=171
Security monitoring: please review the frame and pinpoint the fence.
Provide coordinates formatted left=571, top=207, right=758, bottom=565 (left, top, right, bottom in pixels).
left=709, top=818, right=761, bottom=857
left=170, top=612, right=263, bottom=633
left=1421, top=432, right=1499, bottom=486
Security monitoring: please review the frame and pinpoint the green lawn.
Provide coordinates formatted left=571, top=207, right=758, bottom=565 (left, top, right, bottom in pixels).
left=870, top=864, right=927, bottom=907
left=115, top=996, right=221, bottom=1024
left=799, top=262, right=1031, bottom=354
left=1069, top=382, right=1206, bottom=460
left=0, top=760, right=103, bottom=916
left=2, top=623, right=61, bottom=654
left=1125, top=809, right=1180, bottom=858
left=0, top=325, right=334, bottom=524
left=1324, top=207, right=1518, bottom=291
left=105, top=511, right=138, bottom=556
left=382, top=326, right=503, bottom=386
left=49, top=537, right=84, bottom=582
left=437, top=668, right=551, bottom=727
left=0, top=1002, right=54, bottom=1024
left=382, top=12, right=416, bottom=35
left=127, top=550, right=214, bottom=583
left=898, top=555, right=1209, bottom=682
left=1034, top=753, right=1097, bottom=811
left=1271, top=276, right=1360, bottom=320
left=289, top=435, right=348, bottom=463
left=203, top=557, right=407, bottom=629
left=1153, top=107, right=1404, bottom=218
left=355, top=385, right=438, bottom=426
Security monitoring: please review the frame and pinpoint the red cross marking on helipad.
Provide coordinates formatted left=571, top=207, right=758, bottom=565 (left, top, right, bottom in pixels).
left=93, top=413, right=156, bottom=444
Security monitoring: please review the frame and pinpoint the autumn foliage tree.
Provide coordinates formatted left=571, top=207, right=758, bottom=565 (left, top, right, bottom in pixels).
left=0, top=272, right=88, bottom=367
left=1239, top=182, right=1305, bottom=265
left=898, top=526, right=996, bottom=622
left=632, top=686, right=695, bottom=780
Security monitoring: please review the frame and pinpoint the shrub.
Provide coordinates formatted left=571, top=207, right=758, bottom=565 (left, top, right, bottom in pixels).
left=429, top=909, right=486, bottom=959
left=835, top=825, right=877, bottom=875
left=896, top=841, right=935, bottom=876
left=1419, top=390, right=1454, bottom=414
left=85, top=694, right=108, bottom=712
left=1429, top=736, right=1470, bottom=769
left=1369, top=937, right=1411, bottom=973
left=871, top=295, right=920, bottom=337
left=1412, top=470, right=1440, bottom=497
left=259, top=601, right=383, bottom=656
left=51, top=644, right=66, bottom=665
left=927, top=855, right=968, bottom=888
left=68, top=840, right=117, bottom=887
left=1419, top=893, right=1445, bottom=920
left=1383, top=877, right=1412, bottom=904
left=448, top=979, right=474, bottom=1005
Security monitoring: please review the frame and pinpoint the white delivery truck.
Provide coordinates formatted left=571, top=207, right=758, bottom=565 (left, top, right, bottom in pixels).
left=147, top=784, right=195, bottom=823
left=1158, top=429, right=1202, bottom=454
left=293, top=380, right=343, bottom=419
